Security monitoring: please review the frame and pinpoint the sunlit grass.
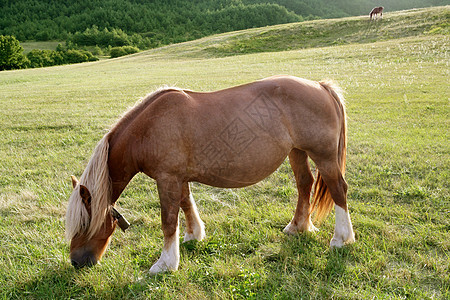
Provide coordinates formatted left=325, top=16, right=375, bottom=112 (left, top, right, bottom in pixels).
left=20, top=40, right=63, bottom=54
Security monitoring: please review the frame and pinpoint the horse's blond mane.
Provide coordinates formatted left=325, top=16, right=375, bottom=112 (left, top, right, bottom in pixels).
left=66, top=86, right=185, bottom=241
left=66, top=135, right=111, bottom=240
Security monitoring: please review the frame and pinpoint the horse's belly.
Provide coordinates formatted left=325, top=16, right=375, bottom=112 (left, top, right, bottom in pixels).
left=192, top=138, right=290, bottom=188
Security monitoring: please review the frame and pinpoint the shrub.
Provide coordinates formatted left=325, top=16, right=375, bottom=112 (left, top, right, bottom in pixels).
left=64, top=49, right=89, bottom=64
left=27, top=49, right=53, bottom=68
left=80, top=50, right=99, bottom=62
left=110, top=47, right=127, bottom=58
left=92, top=45, right=104, bottom=56
left=122, top=46, right=139, bottom=54
left=50, top=50, right=65, bottom=65
left=0, top=35, right=29, bottom=70
left=26, top=48, right=97, bottom=68
left=110, top=46, right=139, bottom=58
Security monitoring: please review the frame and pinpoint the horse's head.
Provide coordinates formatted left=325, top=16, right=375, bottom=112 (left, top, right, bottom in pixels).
left=66, top=176, right=129, bottom=269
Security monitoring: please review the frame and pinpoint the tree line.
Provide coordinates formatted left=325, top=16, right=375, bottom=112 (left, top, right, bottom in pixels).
left=0, top=0, right=300, bottom=45
left=0, top=34, right=145, bottom=70
left=1, top=0, right=444, bottom=45
left=0, top=35, right=101, bottom=70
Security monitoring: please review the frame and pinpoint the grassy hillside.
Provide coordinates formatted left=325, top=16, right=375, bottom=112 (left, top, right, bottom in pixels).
left=0, top=6, right=449, bottom=299
left=133, top=6, right=449, bottom=58
left=19, top=5, right=450, bottom=56
left=205, top=6, right=450, bottom=56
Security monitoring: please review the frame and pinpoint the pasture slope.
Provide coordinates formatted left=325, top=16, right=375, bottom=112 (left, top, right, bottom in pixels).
left=0, top=6, right=448, bottom=300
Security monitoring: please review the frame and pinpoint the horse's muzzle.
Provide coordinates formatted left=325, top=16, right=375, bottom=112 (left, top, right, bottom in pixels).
left=71, top=252, right=97, bottom=269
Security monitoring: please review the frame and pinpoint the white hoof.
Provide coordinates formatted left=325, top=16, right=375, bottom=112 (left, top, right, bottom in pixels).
left=307, top=223, right=319, bottom=233
left=283, top=221, right=318, bottom=235
left=331, top=205, right=355, bottom=248
left=149, top=257, right=178, bottom=275
left=149, top=234, right=180, bottom=275
left=183, top=220, right=206, bottom=242
left=330, top=233, right=355, bottom=248
left=149, top=262, right=168, bottom=275
left=330, top=237, right=345, bottom=248
left=283, top=223, right=298, bottom=235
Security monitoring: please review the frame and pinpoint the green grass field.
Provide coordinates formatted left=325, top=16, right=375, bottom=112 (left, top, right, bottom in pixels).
left=20, top=41, right=63, bottom=54
left=1, top=6, right=449, bottom=299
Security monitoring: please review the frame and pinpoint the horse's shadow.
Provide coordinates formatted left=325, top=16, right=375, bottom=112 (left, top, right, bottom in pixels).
left=5, top=264, right=153, bottom=299
left=262, top=232, right=356, bottom=294
left=4, top=266, right=78, bottom=299
left=323, top=244, right=354, bottom=279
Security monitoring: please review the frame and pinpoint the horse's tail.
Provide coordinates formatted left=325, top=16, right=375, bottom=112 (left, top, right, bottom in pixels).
left=310, top=81, right=347, bottom=222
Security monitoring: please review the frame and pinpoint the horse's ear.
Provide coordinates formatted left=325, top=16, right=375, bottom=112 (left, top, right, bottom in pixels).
left=79, top=185, right=92, bottom=206
left=71, top=175, right=79, bottom=189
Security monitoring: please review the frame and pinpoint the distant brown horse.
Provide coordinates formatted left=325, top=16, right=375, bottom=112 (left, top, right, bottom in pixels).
left=370, top=7, right=384, bottom=20
left=66, top=75, right=355, bottom=274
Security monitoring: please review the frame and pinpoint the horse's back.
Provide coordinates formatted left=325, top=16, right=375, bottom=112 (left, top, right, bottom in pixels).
left=140, top=75, right=341, bottom=153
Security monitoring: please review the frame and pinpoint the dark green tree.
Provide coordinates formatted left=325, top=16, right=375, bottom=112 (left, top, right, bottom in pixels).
left=0, top=35, right=29, bottom=70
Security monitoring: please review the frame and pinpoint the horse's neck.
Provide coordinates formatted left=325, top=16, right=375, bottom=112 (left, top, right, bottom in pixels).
left=107, top=132, right=138, bottom=203
left=106, top=88, right=181, bottom=202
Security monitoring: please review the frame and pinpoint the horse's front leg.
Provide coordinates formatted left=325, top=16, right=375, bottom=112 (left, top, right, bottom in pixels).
left=181, top=183, right=205, bottom=242
left=149, top=175, right=183, bottom=274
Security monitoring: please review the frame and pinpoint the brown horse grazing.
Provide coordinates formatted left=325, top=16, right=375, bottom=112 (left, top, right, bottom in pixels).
left=66, top=75, right=355, bottom=273
left=370, top=7, right=384, bottom=20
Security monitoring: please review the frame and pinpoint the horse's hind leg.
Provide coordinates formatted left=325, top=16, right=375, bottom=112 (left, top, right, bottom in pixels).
left=315, top=159, right=355, bottom=247
left=284, top=149, right=317, bottom=234
left=181, top=183, right=206, bottom=242
left=149, top=175, right=183, bottom=274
